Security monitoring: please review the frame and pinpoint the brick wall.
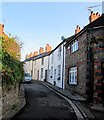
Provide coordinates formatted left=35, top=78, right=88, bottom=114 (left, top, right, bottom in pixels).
left=92, top=38, right=104, bottom=103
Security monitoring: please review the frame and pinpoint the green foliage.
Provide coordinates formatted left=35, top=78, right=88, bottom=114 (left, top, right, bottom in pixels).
left=2, top=36, right=21, bottom=61
left=0, top=36, right=24, bottom=87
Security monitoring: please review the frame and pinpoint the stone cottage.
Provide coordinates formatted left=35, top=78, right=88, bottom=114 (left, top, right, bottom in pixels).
left=65, top=12, right=104, bottom=105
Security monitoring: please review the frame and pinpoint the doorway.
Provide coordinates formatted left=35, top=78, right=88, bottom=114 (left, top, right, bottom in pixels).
left=54, top=69, right=56, bottom=85
left=37, top=70, right=39, bottom=80
left=101, top=62, right=104, bottom=105
left=44, top=70, right=47, bottom=82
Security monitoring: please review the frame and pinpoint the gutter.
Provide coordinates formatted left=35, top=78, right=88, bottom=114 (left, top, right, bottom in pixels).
left=65, top=25, right=104, bottom=47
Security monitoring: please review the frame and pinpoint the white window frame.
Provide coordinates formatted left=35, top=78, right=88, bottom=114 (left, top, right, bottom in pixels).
left=57, top=65, right=61, bottom=80
left=71, top=41, right=78, bottom=53
left=51, top=53, right=54, bottom=63
left=69, top=67, right=77, bottom=85
left=58, top=65, right=61, bottom=77
left=58, top=46, right=61, bottom=59
left=41, top=57, right=44, bottom=65
left=67, top=45, right=70, bottom=50
left=51, top=66, right=53, bottom=78
left=41, top=68, right=43, bottom=78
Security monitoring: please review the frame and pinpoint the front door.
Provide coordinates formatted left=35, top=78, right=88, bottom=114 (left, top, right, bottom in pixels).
left=44, top=70, right=47, bottom=82
left=101, top=62, right=104, bottom=105
left=54, top=69, right=56, bottom=85
left=37, top=70, right=39, bottom=80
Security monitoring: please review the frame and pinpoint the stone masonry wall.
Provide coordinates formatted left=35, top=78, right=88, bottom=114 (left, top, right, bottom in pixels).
left=65, top=27, right=104, bottom=103
left=2, top=84, right=26, bottom=119
left=65, top=32, right=87, bottom=97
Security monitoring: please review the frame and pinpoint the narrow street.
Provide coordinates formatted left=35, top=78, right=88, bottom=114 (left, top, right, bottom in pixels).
left=11, top=81, right=77, bottom=120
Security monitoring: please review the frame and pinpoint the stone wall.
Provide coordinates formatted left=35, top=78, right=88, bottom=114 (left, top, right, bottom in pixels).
left=2, top=84, right=26, bottom=119
left=65, top=26, right=104, bottom=103
left=65, top=32, right=87, bottom=97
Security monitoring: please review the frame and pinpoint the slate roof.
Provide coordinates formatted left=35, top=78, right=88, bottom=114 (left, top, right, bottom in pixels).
left=24, top=14, right=104, bottom=62
left=24, top=52, right=50, bottom=62
left=65, top=14, right=104, bottom=46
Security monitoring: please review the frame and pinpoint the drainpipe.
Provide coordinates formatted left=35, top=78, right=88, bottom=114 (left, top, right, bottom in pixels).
left=62, top=44, right=64, bottom=89
left=32, top=59, right=34, bottom=80
left=47, top=53, right=50, bottom=83
left=86, top=28, right=94, bottom=103
left=61, top=36, right=66, bottom=89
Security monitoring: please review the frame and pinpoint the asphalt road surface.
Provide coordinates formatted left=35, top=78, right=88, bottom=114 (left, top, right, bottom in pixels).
left=11, top=81, right=77, bottom=120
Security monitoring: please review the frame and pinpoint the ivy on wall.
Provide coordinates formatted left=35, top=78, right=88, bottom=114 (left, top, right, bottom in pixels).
left=0, top=36, right=24, bottom=87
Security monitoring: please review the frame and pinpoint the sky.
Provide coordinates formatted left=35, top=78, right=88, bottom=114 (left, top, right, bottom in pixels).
left=1, top=1, right=103, bottom=61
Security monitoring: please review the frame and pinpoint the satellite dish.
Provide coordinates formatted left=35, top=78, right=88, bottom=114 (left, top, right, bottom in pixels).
left=61, top=36, right=65, bottom=41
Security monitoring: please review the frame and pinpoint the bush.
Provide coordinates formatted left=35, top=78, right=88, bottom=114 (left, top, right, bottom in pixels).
left=0, top=36, right=24, bottom=87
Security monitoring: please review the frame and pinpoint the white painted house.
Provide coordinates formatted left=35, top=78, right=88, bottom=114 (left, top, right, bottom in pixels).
left=48, top=40, right=66, bottom=89
left=24, top=44, right=52, bottom=81
left=32, top=52, right=49, bottom=81
left=24, top=58, right=33, bottom=77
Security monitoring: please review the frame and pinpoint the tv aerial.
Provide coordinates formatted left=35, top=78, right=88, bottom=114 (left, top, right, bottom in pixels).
left=88, top=4, right=101, bottom=12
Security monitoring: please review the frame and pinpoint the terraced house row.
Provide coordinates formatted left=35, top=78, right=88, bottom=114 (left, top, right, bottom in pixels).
left=24, top=12, right=104, bottom=105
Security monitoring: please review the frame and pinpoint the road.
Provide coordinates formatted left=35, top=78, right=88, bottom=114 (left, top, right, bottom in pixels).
left=11, top=81, right=77, bottom=120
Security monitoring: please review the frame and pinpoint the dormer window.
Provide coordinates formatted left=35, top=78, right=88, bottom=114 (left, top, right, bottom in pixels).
left=51, top=53, right=54, bottom=63
left=58, top=46, right=61, bottom=59
left=71, top=41, right=78, bottom=53
left=41, top=58, right=44, bottom=65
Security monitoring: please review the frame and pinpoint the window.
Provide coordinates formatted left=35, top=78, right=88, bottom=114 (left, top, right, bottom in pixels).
left=58, top=46, right=61, bottom=59
left=51, top=53, right=54, bottom=63
left=71, top=41, right=78, bottom=53
left=67, top=45, right=70, bottom=50
left=57, top=65, right=61, bottom=80
left=41, top=68, right=43, bottom=78
left=41, top=58, right=44, bottom=65
left=50, top=67, right=53, bottom=78
left=34, top=60, right=36, bottom=65
left=69, top=67, right=77, bottom=85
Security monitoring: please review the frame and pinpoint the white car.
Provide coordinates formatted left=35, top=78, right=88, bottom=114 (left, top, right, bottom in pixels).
left=24, top=73, right=32, bottom=83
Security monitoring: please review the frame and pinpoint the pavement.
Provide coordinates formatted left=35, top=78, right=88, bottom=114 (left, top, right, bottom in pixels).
left=43, top=82, right=86, bottom=102
left=43, top=81, right=104, bottom=120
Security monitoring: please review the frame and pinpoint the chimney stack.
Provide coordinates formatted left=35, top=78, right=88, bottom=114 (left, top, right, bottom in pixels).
left=39, top=47, right=44, bottom=54
left=0, top=24, right=4, bottom=35
left=25, top=54, right=29, bottom=59
left=34, top=51, right=38, bottom=56
left=75, top=25, right=81, bottom=34
left=89, top=11, right=100, bottom=23
left=30, top=52, right=34, bottom=57
left=45, top=44, right=52, bottom=52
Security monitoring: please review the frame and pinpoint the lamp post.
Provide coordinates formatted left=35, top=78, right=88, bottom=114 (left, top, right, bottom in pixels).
left=61, top=36, right=66, bottom=89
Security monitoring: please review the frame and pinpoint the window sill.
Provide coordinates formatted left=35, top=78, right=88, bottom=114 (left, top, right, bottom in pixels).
left=69, top=83, right=77, bottom=85
left=71, top=49, right=78, bottom=54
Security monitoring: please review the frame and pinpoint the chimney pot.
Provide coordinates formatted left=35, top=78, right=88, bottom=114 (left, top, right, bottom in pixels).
left=75, top=25, right=81, bottom=34
left=34, top=51, right=38, bottom=56
left=45, top=44, right=52, bottom=52
left=0, top=24, right=4, bottom=35
left=89, top=11, right=101, bottom=23
left=91, top=11, right=93, bottom=14
left=30, top=52, right=34, bottom=57
left=39, top=47, right=44, bottom=54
